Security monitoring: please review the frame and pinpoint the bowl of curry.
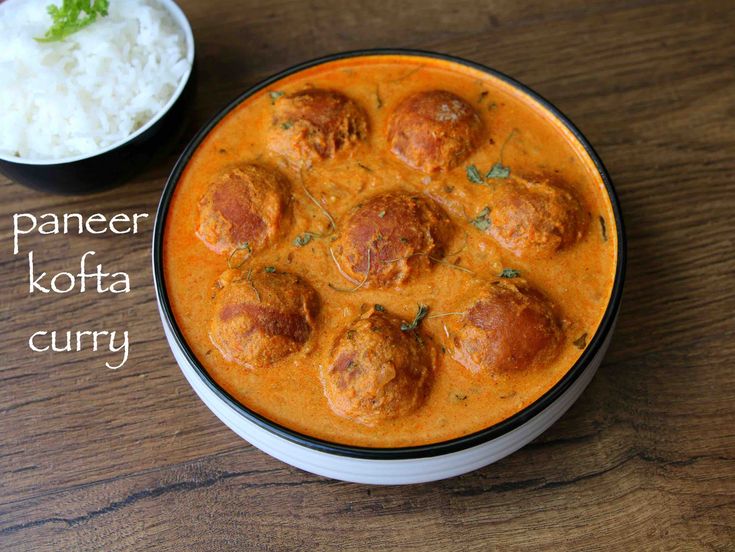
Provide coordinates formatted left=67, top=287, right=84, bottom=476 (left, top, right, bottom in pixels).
left=153, top=49, right=625, bottom=484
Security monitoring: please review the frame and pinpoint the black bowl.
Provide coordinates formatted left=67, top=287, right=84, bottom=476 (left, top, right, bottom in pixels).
left=0, top=0, right=195, bottom=195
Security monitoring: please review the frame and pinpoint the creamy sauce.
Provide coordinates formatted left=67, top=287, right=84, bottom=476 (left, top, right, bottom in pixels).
left=163, top=55, right=617, bottom=448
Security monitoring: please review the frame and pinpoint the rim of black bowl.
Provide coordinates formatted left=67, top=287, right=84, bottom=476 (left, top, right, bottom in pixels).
left=153, top=48, right=627, bottom=460
left=0, top=0, right=195, bottom=166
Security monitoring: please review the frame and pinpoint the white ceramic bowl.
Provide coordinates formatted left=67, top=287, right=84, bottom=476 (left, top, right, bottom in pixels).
left=152, top=50, right=626, bottom=485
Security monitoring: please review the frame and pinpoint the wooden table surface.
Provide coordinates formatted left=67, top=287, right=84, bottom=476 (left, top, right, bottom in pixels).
left=2, top=0, right=734, bottom=550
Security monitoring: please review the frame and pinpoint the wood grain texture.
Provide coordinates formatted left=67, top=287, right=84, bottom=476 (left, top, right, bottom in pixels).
left=1, top=0, right=734, bottom=550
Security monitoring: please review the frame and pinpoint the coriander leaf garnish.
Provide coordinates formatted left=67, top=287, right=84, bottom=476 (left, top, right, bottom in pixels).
left=470, top=207, right=491, bottom=231
left=293, top=232, right=319, bottom=247
left=428, top=256, right=475, bottom=274
left=328, top=247, right=360, bottom=286
left=599, top=216, right=608, bottom=242
left=300, top=171, right=336, bottom=235
left=245, top=268, right=260, bottom=302
left=573, top=332, right=588, bottom=349
left=401, top=304, right=429, bottom=332
left=374, top=304, right=385, bottom=312
left=378, top=210, right=386, bottom=218
left=281, top=121, right=293, bottom=130
left=269, top=90, right=285, bottom=104
left=264, top=266, right=276, bottom=273
left=426, top=311, right=466, bottom=320
left=500, top=268, right=520, bottom=278
left=227, top=242, right=251, bottom=269
left=466, top=130, right=517, bottom=185
left=498, top=128, right=517, bottom=161
left=486, top=162, right=510, bottom=179
left=466, top=164, right=484, bottom=184
left=36, top=0, right=110, bottom=43
left=329, top=249, right=371, bottom=293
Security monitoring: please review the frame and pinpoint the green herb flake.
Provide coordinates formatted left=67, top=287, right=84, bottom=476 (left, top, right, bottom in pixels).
left=500, top=268, right=520, bottom=279
left=599, top=216, right=608, bottom=242
left=346, top=330, right=357, bottom=340
left=573, top=332, right=588, bottom=349
left=269, top=90, right=285, bottom=104
left=466, top=164, right=485, bottom=184
left=399, top=237, right=409, bottom=244
left=245, top=268, right=261, bottom=302
left=401, top=304, right=429, bottom=332
left=378, top=210, right=386, bottom=218
left=281, top=121, right=293, bottom=130
left=486, top=162, right=511, bottom=179
left=470, top=207, right=491, bottom=231
left=293, top=232, right=315, bottom=247
left=374, top=304, right=385, bottom=312
left=36, top=0, right=110, bottom=43
left=264, top=266, right=276, bottom=273
left=227, top=242, right=252, bottom=269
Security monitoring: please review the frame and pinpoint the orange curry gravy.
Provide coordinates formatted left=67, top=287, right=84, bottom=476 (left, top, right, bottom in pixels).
left=163, top=55, right=618, bottom=448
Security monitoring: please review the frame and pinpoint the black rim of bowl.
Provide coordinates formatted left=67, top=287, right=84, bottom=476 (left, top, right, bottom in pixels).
left=153, top=48, right=627, bottom=460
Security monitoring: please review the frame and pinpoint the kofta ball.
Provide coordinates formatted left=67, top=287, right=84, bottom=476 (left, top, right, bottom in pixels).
left=332, top=192, right=453, bottom=288
left=209, top=269, right=320, bottom=368
left=196, top=164, right=291, bottom=255
left=270, top=88, right=368, bottom=164
left=489, top=178, right=587, bottom=258
left=387, top=89, right=483, bottom=173
left=448, top=279, right=562, bottom=376
left=321, top=308, right=433, bottom=425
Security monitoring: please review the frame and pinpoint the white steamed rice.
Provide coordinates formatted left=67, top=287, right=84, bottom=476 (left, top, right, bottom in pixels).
left=0, top=0, right=190, bottom=160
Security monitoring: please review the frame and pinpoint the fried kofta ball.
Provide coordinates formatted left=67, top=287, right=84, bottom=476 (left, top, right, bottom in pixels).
left=387, top=90, right=484, bottom=173
left=448, top=279, right=562, bottom=376
left=209, top=269, right=320, bottom=368
left=489, top=178, right=587, bottom=258
left=321, top=309, right=433, bottom=425
left=270, top=88, right=368, bottom=164
left=196, top=164, right=291, bottom=255
left=332, top=192, right=453, bottom=288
